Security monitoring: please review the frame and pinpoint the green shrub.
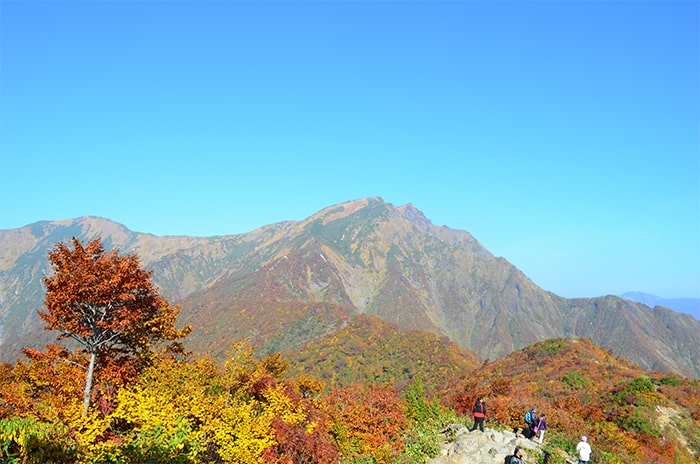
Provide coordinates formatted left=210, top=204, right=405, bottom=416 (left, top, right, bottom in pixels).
left=400, top=378, right=459, bottom=463
left=401, top=424, right=441, bottom=464
left=657, top=375, right=684, bottom=386
left=0, top=416, right=75, bottom=464
left=544, top=433, right=574, bottom=455
left=611, top=376, right=655, bottom=404
left=121, top=421, right=201, bottom=464
left=538, top=339, right=566, bottom=356
left=615, top=408, right=660, bottom=436
left=560, top=371, right=588, bottom=389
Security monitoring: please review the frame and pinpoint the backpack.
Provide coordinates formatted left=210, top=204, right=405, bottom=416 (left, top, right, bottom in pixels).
left=504, top=455, right=514, bottom=464
left=525, top=411, right=533, bottom=425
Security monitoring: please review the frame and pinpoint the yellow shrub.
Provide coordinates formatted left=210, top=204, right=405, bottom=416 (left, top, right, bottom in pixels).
left=207, top=401, right=276, bottom=464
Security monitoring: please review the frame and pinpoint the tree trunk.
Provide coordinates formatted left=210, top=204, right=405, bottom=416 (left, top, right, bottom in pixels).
left=83, top=351, right=96, bottom=416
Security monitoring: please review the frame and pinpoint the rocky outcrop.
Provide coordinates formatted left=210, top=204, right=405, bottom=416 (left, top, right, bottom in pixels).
left=430, top=424, right=568, bottom=464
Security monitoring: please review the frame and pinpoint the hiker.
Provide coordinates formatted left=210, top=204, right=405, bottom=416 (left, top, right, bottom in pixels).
left=533, top=413, right=547, bottom=444
left=469, top=396, right=486, bottom=432
left=576, top=436, right=592, bottom=464
left=507, top=445, right=526, bottom=464
left=524, top=407, right=537, bottom=439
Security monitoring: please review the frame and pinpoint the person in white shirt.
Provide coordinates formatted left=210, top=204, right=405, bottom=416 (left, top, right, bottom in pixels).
left=576, top=436, right=592, bottom=464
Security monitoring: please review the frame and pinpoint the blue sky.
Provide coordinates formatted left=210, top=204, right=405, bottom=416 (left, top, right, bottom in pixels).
left=1, top=1, right=698, bottom=299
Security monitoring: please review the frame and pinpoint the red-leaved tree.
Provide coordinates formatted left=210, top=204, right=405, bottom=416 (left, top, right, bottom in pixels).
left=39, top=237, right=191, bottom=414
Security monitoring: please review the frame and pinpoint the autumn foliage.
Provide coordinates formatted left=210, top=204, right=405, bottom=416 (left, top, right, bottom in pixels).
left=40, top=237, right=190, bottom=359
left=442, top=338, right=700, bottom=464
left=39, top=237, right=191, bottom=414
left=0, top=341, right=413, bottom=463
left=0, top=239, right=698, bottom=463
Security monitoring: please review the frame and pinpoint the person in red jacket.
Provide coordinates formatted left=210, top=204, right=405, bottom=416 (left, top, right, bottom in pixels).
left=469, top=397, right=486, bottom=432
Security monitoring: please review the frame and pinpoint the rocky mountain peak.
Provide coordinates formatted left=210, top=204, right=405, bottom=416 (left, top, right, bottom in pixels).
left=396, top=202, right=432, bottom=229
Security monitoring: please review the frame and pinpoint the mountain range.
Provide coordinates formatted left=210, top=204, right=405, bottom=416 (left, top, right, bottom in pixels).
left=1, top=197, right=699, bottom=378
left=620, top=291, right=700, bottom=321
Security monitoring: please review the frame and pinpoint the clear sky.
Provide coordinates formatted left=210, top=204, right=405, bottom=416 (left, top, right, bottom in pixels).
left=1, top=1, right=698, bottom=299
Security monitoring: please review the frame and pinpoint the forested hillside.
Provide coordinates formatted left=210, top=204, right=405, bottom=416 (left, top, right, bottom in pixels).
left=284, top=314, right=479, bottom=390
left=2, top=334, right=698, bottom=463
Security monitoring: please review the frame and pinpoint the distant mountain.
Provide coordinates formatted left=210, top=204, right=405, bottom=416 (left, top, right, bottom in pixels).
left=1, top=198, right=699, bottom=379
left=621, top=291, right=700, bottom=321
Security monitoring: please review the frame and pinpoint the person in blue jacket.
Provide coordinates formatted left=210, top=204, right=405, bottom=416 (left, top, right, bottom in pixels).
left=524, top=407, right=537, bottom=439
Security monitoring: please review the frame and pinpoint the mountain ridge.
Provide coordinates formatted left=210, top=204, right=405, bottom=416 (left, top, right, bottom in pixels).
left=1, top=198, right=699, bottom=378
left=621, top=291, right=700, bottom=321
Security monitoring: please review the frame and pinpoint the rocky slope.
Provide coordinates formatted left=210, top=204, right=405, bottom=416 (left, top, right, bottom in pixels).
left=1, top=198, right=699, bottom=378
